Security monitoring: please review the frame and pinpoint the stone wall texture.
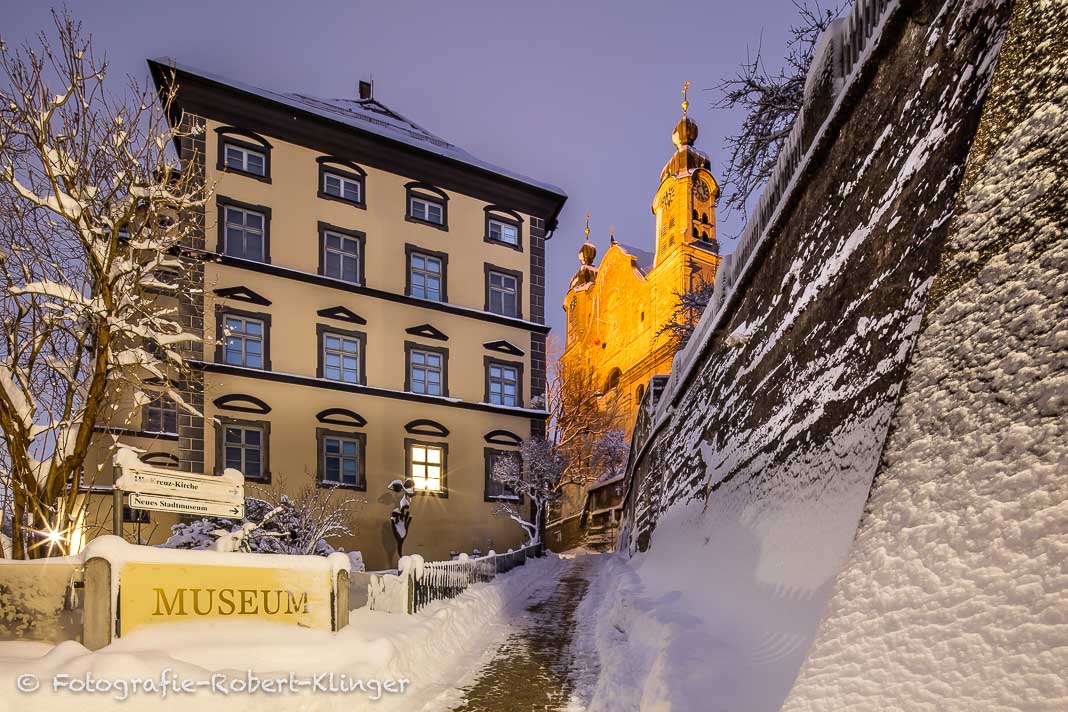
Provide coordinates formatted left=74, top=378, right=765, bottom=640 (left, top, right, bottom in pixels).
left=613, top=0, right=1056, bottom=707
left=782, top=1, right=1068, bottom=708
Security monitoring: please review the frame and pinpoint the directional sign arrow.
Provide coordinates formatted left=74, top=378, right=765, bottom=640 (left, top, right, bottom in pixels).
left=128, top=493, right=245, bottom=519
left=122, top=468, right=244, bottom=505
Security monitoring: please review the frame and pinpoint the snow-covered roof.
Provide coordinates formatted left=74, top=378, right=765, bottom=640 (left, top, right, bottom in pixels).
left=618, top=242, right=656, bottom=274
left=150, top=58, right=566, bottom=198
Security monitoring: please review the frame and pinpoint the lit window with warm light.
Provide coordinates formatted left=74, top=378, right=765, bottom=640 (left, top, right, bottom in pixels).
left=409, top=444, right=444, bottom=492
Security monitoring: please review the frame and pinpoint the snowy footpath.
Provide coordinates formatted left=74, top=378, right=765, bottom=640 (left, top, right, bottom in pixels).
left=0, top=553, right=605, bottom=712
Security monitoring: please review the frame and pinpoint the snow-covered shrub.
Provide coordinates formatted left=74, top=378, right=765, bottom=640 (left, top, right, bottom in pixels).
left=162, top=483, right=361, bottom=556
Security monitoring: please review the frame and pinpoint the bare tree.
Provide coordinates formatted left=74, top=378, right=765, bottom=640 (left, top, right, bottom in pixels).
left=493, top=340, right=628, bottom=540
left=590, top=429, right=630, bottom=484
left=0, top=11, right=207, bottom=558
left=713, top=1, right=844, bottom=214
left=657, top=278, right=718, bottom=345
left=546, top=346, right=625, bottom=492
left=491, top=438, right=565, bottom=545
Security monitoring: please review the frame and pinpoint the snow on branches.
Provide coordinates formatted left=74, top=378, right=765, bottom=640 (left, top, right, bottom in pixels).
left=713, top=1, right=844, bottom=215
left=490, top=437, right=564, bottom=545
left=163, top=481, right=363, bottom=556
left=0, top=10, right=208, bottom=557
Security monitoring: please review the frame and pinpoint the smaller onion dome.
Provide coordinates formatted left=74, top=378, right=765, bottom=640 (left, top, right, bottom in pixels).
left=579, top=239, right=597, bottom=266
left=569, top=212, right=599, bottom=290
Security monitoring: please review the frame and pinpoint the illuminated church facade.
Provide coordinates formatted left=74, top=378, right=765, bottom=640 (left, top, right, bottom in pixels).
left=561, top=90, right=722, bottom=431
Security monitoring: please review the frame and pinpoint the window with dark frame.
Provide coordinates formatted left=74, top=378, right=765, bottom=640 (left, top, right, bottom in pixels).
left=409, top=195, right=444, bottom=225
left=409, top=348, right=443, bottom=396
left=322, top=171, right=361, bottom=204
left=487, top=363, right=520, bottom=406
left=322, top=332, right=361, bottom=384
left=223, top=206, right=266, bottom=261
left=322, top=230, right=361, bottom=283
left=485, top=449, right=520, bottom=501
left=143, top=393, right=178, bottom=434
left=222, top=314, right=264, bottom=368
left=321, top=434, right=362, bottom=487
left=488, top=218, right=518, bottom=246
left=223, top=424, right=264, bottom=480
left=410, top=442, right=445, bottom=493
left=224, top=143, right=266, bottom=176
left=409, top=251, right=443, bottom=301
left=216, top=128, right=271, bottom=182
left=487, top=270, right=519, bottom=317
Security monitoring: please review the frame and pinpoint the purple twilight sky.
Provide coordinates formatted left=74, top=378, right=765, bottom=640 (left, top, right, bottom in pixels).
left=1, top=0, right=799, bottom=335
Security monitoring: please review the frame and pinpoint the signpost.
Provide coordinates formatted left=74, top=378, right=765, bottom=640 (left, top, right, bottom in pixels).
left=113, top=455, right=245, bottom=533
left=128, top=493, right=245, bottom=519
left=123, top=469, right=242, bottom=503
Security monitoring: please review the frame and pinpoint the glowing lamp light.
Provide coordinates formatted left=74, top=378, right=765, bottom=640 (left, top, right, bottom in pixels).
left=46, top=529, right=64, bottom=544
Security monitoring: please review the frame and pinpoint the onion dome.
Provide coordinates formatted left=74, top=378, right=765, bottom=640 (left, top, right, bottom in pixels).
left=661, top=83, right=711, bottom=182
left=579, top=239, right=597, bottom=266
left=672, top=116, right=699, bottom=148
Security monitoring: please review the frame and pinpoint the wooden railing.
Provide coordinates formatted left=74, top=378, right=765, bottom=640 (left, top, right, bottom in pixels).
left=410, top=543, right=545, bottom=613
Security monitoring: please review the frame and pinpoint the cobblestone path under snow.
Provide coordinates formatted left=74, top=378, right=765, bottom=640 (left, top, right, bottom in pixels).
left=449, top=555, right=597, bottom=711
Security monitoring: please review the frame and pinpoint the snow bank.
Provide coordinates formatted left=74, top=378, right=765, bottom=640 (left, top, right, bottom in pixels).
left=0, top=553, right=565, bottom=711
left=576, top=500, right=838, bottom=711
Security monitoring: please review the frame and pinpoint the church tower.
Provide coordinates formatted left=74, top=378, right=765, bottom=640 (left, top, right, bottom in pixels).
left=652, top=82, right=721, bottom=264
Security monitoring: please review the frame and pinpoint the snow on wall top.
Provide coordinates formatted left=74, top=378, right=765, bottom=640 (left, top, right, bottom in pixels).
left=616, top=242, right=656, bottom=274
left=150, top=58, right=567, bottom=198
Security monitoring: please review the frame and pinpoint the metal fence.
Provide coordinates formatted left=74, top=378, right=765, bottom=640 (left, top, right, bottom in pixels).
left=411, top=543, right=544, bottom=613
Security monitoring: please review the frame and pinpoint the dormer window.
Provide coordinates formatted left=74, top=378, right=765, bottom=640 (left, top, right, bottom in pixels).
left=215, top=127, right=272, bottom=182
left=404, top=182, right=449, bottom=230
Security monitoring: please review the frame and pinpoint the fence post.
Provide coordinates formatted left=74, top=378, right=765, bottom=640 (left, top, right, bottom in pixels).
left=405, top=570, right=415, bottom=615
left=82, top=557, right=112, bottom=651
left=334, top=570, right=349, bottom=631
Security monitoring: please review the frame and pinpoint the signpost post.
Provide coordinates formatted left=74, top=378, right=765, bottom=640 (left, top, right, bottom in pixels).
left=113, top=456, right=245, bottom=529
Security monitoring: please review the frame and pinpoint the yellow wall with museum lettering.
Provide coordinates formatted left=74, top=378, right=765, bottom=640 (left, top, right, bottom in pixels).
left=119, top=562, right=334, bottom=634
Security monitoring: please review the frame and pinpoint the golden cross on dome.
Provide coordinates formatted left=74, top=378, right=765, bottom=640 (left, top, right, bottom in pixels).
left=584, top=211, right=591, bottom=239
left=681, top=81, right=691, bottom=116
left=609, top=225, right=616, bottom=243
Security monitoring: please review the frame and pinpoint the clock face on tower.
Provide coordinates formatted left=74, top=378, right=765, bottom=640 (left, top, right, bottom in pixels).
left=693, top=181, right=710, bottom=202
